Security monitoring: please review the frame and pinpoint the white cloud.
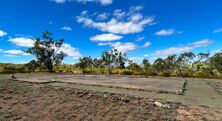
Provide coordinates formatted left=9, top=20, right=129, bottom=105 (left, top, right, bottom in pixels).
left=130, top=13, right=143, bottom=22
left=129, top=6, right=144, bottom=13
left=142, top=41, right=151, bottom=48
left=61, top=26, right=72, bottom=31
left=59, top=43, right=81, bottom=60
left=214, top=28, right=222, bottom=33
left=77, top=7, right=155, bottom=34
left=51, top=0, right=66, bottom=4
left=0, top=49, right=2, bottom=52
left=129, top=57, right=143, bottom=62
left=0, top=30, right=7, bottom=37
left=77, top=17, right=154, bottom=35
left=3, top=50, right=30, bottom=56
left=98, top=42, right=136, bottom=52
left=113, top=9, right=126, bottom=19
left=135, top=36, right=145, bottom=42
left=151, top=46, right=192, bottom=56
left=155, top=29, right=176, bottom=36
left=188, top=39, right=212, bottom=48
left=150, top=39, right=213, bottom=56
left=51, top=0, right=113, bottom=5
left=100, top=0, right=112, bottom=5
left=5, top=55, right=17, bottom=57
left=8, top=37, right=34, bottom=47
left=8, top=37, right=81, bottom=60
left=90, top=33, right=123, bottom=42
left=96, top=13, right=108, bottom=20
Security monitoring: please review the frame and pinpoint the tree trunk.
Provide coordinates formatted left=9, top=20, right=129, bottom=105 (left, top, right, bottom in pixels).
left=108, top=67, right=112, bottom=75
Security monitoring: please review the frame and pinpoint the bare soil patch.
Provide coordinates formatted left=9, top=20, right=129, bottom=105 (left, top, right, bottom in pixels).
left=0, top=79, right=179, bottom=121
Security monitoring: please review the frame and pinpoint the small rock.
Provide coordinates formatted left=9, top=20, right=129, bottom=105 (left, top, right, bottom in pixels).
left=154, top=101, right=163, bottom=108
left=120, top=97, right=130, bottom=103
left=162, top=104, right=171, bottom=109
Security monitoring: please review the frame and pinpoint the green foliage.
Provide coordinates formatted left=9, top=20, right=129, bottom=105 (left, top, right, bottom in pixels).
left=24, top=60, right=40, bottom=72
left=76, top=57, right=93, bottom=74
left=1, top=31, right=221, bottom=79
left=26, top=31, right=66, bottom=72
left=0, top=63, right=25, bottom=74
left=211, top=50, right=222, bottom=75
left=102, top=49, right=127, bottom=75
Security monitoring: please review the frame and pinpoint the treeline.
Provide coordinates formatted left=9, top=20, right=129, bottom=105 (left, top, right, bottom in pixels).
left=0, top=31, right=221, bottom=79
left=0, top=50, right=222, bottom=79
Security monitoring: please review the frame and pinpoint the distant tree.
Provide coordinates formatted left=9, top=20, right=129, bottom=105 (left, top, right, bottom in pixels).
left=92, top=58, right=103, bottom=74
left=153, top=58, right=165, bottom=72
left=26, top=31, right=66, bottom=72
left=24, top=60, right=40, bottom=72
left=194, top=52, right=210, bottom=73
left=176, top=52, right=196, bottom=77
left=101, top=49, right=119, bottom=75
left=116, top=52, right=127, bottom=69
left=197, top=52, right=210, bottom=62
left=142, top=59, right=151, bottom=75
left=127, top=60, right=142, bottom=73
left=164, top=55, right=177, bottom=75
left=210, top=50, right=222, bottom=75
left=127, top=59, right=134, bottom=71
left=77, top=57, right=93, bottom=74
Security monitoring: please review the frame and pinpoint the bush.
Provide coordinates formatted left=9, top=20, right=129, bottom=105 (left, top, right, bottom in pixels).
left=121, top=69, right=133, bottom=75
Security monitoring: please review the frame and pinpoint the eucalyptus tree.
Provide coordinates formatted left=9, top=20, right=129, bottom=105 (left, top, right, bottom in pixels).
left=93, top=58, right=103, bottom=74
left=77, top=57, right=93, bottom=74
left=26, top=31, right=66, bottom=72
left=164, top=55, right=177, bottom=75
left=176, top=52, right=196, bottom=77
left=101, top=49, right=127, bottom=75
left=153, top=58, right=166, bottom=73
left=210, top=50, right=222, bottom=75
left=142, top=59, right=152, bottom=75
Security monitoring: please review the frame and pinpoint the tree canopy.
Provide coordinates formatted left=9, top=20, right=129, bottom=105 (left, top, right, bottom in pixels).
left=26, top=31, right=66, bottom=72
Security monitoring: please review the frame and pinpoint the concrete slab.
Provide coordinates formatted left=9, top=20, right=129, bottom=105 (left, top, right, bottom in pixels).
left=17, top=74, right=185, bottom=93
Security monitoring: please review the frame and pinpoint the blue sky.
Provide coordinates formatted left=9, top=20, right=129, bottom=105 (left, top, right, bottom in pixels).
left=0, top=0, right=222, bottom=64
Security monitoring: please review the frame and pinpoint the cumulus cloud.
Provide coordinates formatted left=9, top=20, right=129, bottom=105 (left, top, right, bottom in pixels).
left=61, top=26, right=72, bottom=31
left=155, top=29, right=182, bottom=36
left=113, top=9, right=126, bottom=19
left=59, top=43, right=81, bottom=60
left=51, top=0, right=113, bottom=5
left=77, top=6, right=155, bottom=34
left=0, top=30, right=7, bottom=37
left=150, top=39, right=213, bottom=56
left=8, top=37, right=34, bottom=47
left=90, top=33, right=123, bottom=42
left=8, top=37, right=80, bottom=60
left=214, top=28, right=222, bottom=33
left=142, top=41, right=151, bottom=48
left=98, top=42, right=136, bottom=52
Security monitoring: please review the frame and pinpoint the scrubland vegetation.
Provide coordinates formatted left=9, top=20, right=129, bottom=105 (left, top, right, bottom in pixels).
left=0, top=31, right=221, bottom=79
